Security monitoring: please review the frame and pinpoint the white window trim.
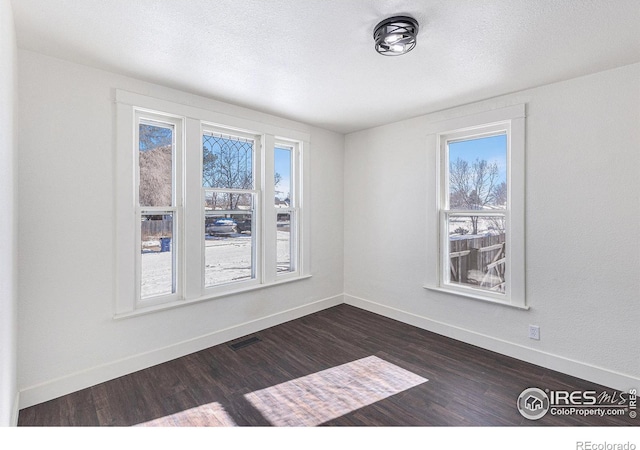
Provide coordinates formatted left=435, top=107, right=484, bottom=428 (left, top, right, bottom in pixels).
left=115, top=90, right=311, bottom=318
left=424, top=104, right=527, bottom=309
left=200, top=124, right=263, bottom=293
left=273, top=139, right=302, bottom=281
left=135, top=111, right=184, bottom=308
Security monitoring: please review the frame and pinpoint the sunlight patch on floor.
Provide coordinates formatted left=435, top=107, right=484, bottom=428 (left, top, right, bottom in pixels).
left=135, top=401, right=236, bottom=427
left=244, top=355, right=428, bottom=426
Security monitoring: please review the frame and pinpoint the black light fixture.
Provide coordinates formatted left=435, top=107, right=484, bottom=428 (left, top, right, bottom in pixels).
left=373, top=15, right=419, bottom=56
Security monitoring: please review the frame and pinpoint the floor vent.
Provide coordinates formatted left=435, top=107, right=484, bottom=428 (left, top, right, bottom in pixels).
left=228, top=336, right=261, bottom=351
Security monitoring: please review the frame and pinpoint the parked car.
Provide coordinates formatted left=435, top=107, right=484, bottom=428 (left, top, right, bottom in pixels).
left=206, top=218, right=237, bottom=235
left=236, top=219, right=252, bottom=234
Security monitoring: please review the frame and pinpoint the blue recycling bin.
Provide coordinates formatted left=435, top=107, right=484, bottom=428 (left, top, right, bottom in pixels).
left=160, top=237, right=171, bottom=252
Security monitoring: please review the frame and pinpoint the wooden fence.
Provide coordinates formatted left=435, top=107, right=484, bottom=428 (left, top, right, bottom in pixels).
left=141, top=219, right=173, bottom=240
left=449, top=233, right=506, bottom=291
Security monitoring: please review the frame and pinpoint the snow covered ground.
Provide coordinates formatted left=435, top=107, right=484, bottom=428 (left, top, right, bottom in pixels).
left=448, top=215, right=504, bottom=239
left=204, top=233, right=253, bottom=287
left=141, top=230, right=291, bottom=298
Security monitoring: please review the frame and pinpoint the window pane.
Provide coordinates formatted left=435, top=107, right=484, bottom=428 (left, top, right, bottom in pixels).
left=448, top=134, right=507, bottom=210
left=448, top=214, right=505, bottom=293
left=203, top=132, right=254, bottom=189
left=275, top=146, right=292, bottom=205
left=204, top=212, right=254, bottom=287
left=139, top=122, right=173, bottom=207
left=277, top=212, right=294, bottom=273
left=141, top=212, right=175, bottom=298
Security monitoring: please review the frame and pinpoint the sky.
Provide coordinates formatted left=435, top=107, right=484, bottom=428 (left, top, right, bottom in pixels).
left=448, top=133, right=507, bottom=183
left=139, top=123, right=172, bottom=151
left=275, top=146, right=292, bottom=200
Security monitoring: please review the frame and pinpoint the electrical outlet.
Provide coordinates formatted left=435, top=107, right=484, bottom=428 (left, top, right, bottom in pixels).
left=529, top=325, right=540, bottom=340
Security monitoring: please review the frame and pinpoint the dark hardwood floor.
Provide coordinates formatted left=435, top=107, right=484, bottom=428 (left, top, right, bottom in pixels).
left=18, top=304, right=637, bottom=426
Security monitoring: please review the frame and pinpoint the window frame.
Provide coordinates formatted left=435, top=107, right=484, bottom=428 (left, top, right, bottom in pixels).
left=135, top=111, right=184, bottom=308
left=115, top=90, right=311, bottom=318
left=273, top=140, right=301, bottom=280
left=425, top=104, right=527, bottom=309
left=201, top=124, right=262, bottom=293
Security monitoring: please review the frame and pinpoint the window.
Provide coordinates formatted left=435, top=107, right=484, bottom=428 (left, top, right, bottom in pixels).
left=202, top=128, right=258, bottom=288
left=427, top=105, right=526, bottom=308
left=136, top=112, right=183, bottom=307
left=274, top=143, right=299, bottom=276
left=115, top=91, right=309, bottom=316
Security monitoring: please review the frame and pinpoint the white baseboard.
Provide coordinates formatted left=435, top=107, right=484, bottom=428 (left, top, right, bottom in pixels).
left=344, top=294, right=639, bottom=393
left=10, top=391, right=19, bottom=426
left=18, top=294, right=343, bottom=410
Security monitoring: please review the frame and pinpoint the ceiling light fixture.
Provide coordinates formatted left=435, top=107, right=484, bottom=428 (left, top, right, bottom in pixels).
left=373, top=15, right=419, bottom=56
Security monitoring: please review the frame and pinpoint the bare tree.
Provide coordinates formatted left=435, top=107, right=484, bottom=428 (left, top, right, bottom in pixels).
left=449, top=157, right=503, bottom=234
left=203, top=137, right=253, bottom=210
left=138, top=124, right=174, bottom=208
left=202, top=146, right=218, bottom=190
left=139, top=145, right=172, bottom=207
left=494, top=181, right=507, bottom=206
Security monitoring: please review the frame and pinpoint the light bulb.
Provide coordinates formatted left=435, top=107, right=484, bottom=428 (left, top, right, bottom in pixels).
left=384, top=34, right=402, bottom=44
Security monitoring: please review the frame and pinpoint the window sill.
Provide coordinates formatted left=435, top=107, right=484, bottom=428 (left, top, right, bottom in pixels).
left=424, top=285, right=529, bottom=310
left=114, top=274, right=312, bottom=320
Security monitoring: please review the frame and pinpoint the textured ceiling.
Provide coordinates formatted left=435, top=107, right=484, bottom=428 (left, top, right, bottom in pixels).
left=10, top=0, right=640, bottom=133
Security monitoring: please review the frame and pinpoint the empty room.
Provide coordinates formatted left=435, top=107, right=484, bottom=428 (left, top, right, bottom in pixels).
left=1, top=0, right=639, bottom=443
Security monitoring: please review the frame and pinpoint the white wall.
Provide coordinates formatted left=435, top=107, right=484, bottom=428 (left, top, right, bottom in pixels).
left=345, top=63, right=640, bottom=390
left=0, top=0, right=18, bottom=426
left=17, top=50, right=344, bottom=407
